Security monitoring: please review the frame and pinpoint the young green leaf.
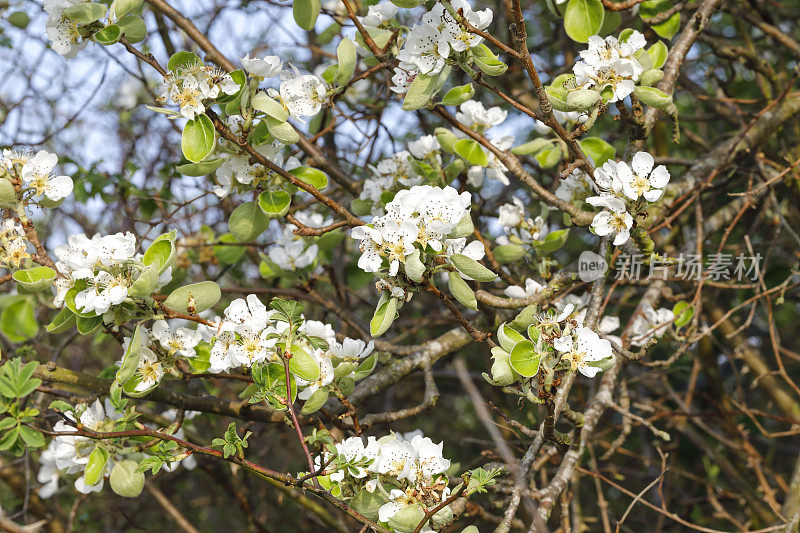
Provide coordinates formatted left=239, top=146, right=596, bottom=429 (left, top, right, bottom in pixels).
left=181, top=114, right=215, bottom=163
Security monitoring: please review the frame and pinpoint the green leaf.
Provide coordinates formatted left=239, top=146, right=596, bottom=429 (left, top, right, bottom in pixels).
left=19, top=426, right=44, bottom=448
left=441, top=83, right=475, bottom=106
left=163, top=282, right=221, bottom=314
left=7, top=11, right=30, bottom=29
left=335, top=37, right=357, bottom=85
left=229, top=201, right=269, bottom=242
left=448, top=213, right=474, bottom=239
left=84, top=447, right=110, bottom=486
left=640, top=69, right=664, bottom=87
left=252, top=92, right=289, bottom=122
left=301, top=387, right=330, bottom=414
left=143, top=239, right=175, bottom=274
left=94, top=24, right=121, bottom=45
left=454, top=139, right=488, bottom=167
left=215, top=234, right=247, bottom=265
left=117, top=324, right=143, bottom=385
left=511, top=138, right=553, bottom=156
left=257, top=190, right=292, bottom=219
left=450, top=254, right=497, bottom=282
left=0, top=178, right=17, bottom=208
left=648, top=41, right=668, bottom=69
left=350, top=488, right=390, bottom=522
left=509, top=340, right=542, bottom=377
left=474, top=57, right=508, bottom=76
left=265, top=116, right=300, bottom=145
left=182, top=114, right=215, bottom=163
left=448, top=271, right=477, bottom=310
left=533, top=229, right=570, bottom=253
left=112, top=0, right=144, bottom=18
left=435, top=127, right=458, bottom=154
left=0, top=427, right=19, bottom=451
left=535, top=145, right=563, bottom=168
left=389, top=0, right=424, bottom=6
left=130, top=264, right=159, bottom=298
left=640, top=0, right=680, bottom=39
left=370, top=297, right=398, bottom=337
left=633, top=86, right=673, bottom=108
left=13, top=267, right=56, bottom=293
left=598, top=9, right=621, bottom=36
left=546, top=86, right=570, bottom=112
left=579, top=137, right=615, bottom=165
left=64, top=2, right=107, bottom=24
left=176, top=158, right=223, bottom=176
left=46, top=308, right=76, bottom=334
left=289, top=167, right=328, bottom=190
left=497, top=324, right=526, bottom=352
left=494, top=244, right=527, bottom=263
left=110, top=460, right=145, bottom=497
left=288, top=346, right=320, bottom=381
left=293, top=0, right=321, bottom=30
left=0, top=300, right=38, bottom=343
left=402, top=73, right=437, bottom=111
left=563, top=0, right=604, bottom=43
left=672, top=301, right=693, bottom=328
left=168, top=51, right=201, bottom=71
left=76, top=314, right=102, bottom=335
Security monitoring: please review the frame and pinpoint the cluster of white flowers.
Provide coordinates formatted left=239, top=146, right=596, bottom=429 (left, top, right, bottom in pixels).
left=0, top=219, right=30, bottom=268
left=214, top=142, right=300, bottom=198
left=38, top=399, right=122, bottom=497
left=267, top=211, right=328, bottom=272
left=2, top=148, right=74, bottom=204
left=268, top=65, right=327, bottom=121
left=316, top=431, right=452, bottom=531
left=629, top=303, right=674, bottom=346
left=121, top=320, right=204, bottom=392
left=392, top=0, right=493, bottom=92
left=157, top=61, right=239, bottom=119
left=573, top=31, right=647, bottom=103
left=490, top=299, right=617, bottom=386
left=44, top=0, right=89, bottom=58
left=202, top=295, right=373, bottom=400
left=351, top=185, right=481, bottom=281
left=53, top=232, right=171, bottom=315
left=359, top=150, right=426, bottom=214
left=497, top=197, right=549, bottom=244
left=587, top=151, right=670, bottom=246
left=454, top=100, right=513, bottom=186
left=38, top=401, right=196, bottom=498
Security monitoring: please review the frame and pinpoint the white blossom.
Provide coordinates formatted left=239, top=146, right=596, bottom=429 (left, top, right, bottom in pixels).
left=573, top=31, right=647, bottom=103
left=456, top=99, right=507, bottom=130
left=241, top=54, right=283, bottom=78
left=44, top=0, right=88, bottom=59
left=20, top=150, right=73, bottom=202
left=554, top=326, right=613, bottom=378
left=277, top=66, right=327, bottom=119
left=587, top=195, right=633, bottom=246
